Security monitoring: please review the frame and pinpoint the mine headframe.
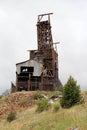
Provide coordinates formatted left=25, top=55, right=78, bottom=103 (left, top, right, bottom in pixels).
left=37, top=13, right=53, bottom=51
left=14, top=13, right=62, bottom=92
left=35, top=13, right=60, bottom=89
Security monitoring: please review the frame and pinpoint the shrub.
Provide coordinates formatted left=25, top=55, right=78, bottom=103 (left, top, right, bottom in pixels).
left=60, top=76, right=82, bottom=108
left=36, top=99, right=51, bottom=113
left=18, top=97, right=28, bottom=106
left=49, top=91, right=58, bottom=99
left=53, top=103, right=60, bottom=112
left=33, top=92, right=43, bottom=100
left=7, top=111, right=16, bottom=122
left=4, top=96, right=9, bottom=103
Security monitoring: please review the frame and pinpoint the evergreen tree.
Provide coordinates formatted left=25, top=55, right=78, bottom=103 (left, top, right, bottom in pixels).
left=60, top=76, right=82, bottom=108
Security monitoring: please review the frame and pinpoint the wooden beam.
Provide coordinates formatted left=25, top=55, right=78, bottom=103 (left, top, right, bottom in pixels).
left=38, top=13, right=53, bottom=17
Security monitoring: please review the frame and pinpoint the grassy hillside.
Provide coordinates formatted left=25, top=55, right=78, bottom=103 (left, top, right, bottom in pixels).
left=0, top=91, right=87, bottom=130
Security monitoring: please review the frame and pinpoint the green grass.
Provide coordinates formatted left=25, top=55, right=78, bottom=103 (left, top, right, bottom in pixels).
left=0, top=103, right=87, bottom=130
left=36, top=99, right=51, bottom=112
left=18, top=97, right=28, bottom=107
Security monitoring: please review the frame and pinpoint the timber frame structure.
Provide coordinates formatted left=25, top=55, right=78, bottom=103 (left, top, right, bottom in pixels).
left=12, top=13, right=62, bottom=92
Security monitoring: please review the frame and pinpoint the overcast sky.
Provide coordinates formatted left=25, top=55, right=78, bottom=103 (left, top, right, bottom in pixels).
left=0, top=0, right=87, bottom=94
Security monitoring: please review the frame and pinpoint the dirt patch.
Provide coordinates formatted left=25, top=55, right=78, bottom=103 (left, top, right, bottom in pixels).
left=0, top=91, right=35, bottom=119
left=0, top=91, right=52, bottom=119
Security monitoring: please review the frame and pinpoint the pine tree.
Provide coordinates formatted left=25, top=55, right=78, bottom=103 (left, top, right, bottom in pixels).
left=60, top=76, right=82, bottom=108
